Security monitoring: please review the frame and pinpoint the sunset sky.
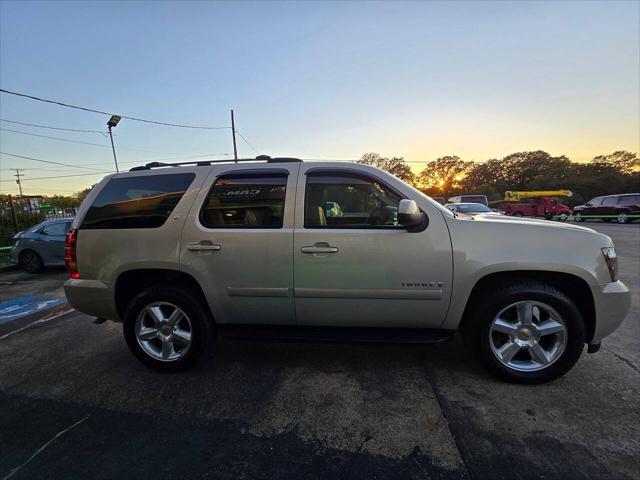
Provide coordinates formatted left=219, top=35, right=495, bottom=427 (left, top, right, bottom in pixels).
left=1, top=1, right=638, bottom=195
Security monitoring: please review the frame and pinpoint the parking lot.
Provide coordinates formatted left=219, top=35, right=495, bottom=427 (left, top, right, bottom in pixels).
left=0, top=222, right=638, bottom=480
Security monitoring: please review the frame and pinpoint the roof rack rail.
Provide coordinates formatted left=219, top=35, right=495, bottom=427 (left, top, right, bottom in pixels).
left=129, top=155, right=302, bottom=171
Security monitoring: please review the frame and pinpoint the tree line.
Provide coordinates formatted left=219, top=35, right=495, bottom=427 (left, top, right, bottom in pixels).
left=358, top=150, right=639, bottom=205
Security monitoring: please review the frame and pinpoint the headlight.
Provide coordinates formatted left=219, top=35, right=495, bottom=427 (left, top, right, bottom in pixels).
left=601, top=247, right=618, bottom=282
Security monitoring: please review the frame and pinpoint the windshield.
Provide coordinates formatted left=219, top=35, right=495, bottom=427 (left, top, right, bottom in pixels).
left=456, top=203, right=492, bottom=213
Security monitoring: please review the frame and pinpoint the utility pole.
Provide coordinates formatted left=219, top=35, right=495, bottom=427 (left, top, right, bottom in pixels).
left=14, top=169, right=24, bottom=196
left=230, top=109, right=238, bottom=161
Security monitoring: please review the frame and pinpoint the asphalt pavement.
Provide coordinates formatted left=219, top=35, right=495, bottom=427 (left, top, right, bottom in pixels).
left=0, top=222, right=638, bottom=480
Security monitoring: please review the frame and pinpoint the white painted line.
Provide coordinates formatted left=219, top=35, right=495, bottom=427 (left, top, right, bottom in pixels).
left=2, top=414, right=91, bottom=480
left=0, top=308, right=75, bottom=340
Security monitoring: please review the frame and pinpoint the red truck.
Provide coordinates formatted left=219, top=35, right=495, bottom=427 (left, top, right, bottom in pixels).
left=500, top=190, right=573, bottom=220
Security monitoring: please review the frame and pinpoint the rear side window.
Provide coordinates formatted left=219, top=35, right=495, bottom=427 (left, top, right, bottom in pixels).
left=81, top=173, right=195, bottom=229
left=618, top=195, right=640, bottom=205
left=41, top=222, right=68, bottom=236
left=200, top=174, right=287, bottom=228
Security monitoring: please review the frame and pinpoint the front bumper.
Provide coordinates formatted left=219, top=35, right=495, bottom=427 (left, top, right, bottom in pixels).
left=64, top=278, right=120, bottom=321
left=591, top=280, right=631, bottom=343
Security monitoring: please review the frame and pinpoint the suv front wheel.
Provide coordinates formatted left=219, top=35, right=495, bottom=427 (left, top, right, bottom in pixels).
left=463, top=281, right=585, bottom=384
left=123, top=286, right=212, bottom=372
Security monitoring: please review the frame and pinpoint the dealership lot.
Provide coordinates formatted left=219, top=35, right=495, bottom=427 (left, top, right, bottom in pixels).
left=0, top=223, right=638, bottom=480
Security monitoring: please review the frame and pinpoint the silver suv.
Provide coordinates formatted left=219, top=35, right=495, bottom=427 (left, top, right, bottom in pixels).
left=64, top=157, right=630, bottom=383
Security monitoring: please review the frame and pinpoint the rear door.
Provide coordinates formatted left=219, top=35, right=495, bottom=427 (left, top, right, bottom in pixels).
left=600, top=196, right=618, bottom=218
left=39, top=221, right=69, bottom=265
left=292, top=165, right=453, bottom=328
left=180, top=163, right=300, bottom=325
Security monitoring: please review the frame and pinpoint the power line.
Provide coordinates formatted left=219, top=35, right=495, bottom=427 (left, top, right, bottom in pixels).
left=0, top=153, right=236, bottom=170
left=0, top=152, right=113, bottom=172
left=0, top=88, right=231, bottom=130
left=0, top=171, right=111, bottom=183
left=0, top=118, right=108, bottom=134
left=235, top=129, right=260, bottom=154
left=0, top=127, right=183, bottom=154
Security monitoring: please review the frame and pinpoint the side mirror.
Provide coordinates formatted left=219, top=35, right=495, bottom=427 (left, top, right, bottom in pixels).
left=398, top=199, right=428, bottom=232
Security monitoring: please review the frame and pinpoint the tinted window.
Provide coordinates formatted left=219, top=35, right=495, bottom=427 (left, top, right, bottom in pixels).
left=42, top=222, right=68, bottom=236
left=618, top=195, right=640, bottom=205
left=588, top=198, right=602, bottom=206
left=460, top=195, right=488, bottom=205
left=305, top=173, right=402, bottom=228
left=81, top=173, right=195, bottom=229
left=200, top=174, right=287, bottom=228
left=602, top=197, right=617, bottom=206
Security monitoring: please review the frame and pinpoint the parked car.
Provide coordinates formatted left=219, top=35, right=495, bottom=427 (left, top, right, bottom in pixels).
left=64, top=157, right=630, bottom=384
left=573, top=193, right=640, bottom=224
left=447, top=195, right=488, bottom=206
left=11, top=218, right=74, bottom=273
left=445, top=203, right=502, bottom=216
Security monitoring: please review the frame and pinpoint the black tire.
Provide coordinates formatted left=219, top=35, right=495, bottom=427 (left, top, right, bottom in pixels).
left=615, top=211, right=629, bottom=224
left=123, top=285, right=213, bottom=372
left=19, top=250, right=44, bottom=273
left=573, top=212, right=584, bottom=222
left=461, top=281, right=585, bottom=384
left=544, top=211, right=553, bottom=220
left=512, top=212, right=523, bottom=218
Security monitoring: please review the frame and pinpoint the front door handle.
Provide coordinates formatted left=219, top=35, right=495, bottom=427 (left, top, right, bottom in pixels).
left=301, top=243, right=338, bottom=254
left=186, top=241, right=221, bottom=251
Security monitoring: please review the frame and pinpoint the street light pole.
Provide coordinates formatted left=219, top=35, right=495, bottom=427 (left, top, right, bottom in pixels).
left=107, top=115, right=122, bottom=172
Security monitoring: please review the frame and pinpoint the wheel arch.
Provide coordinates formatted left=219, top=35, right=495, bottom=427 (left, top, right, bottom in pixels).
left=458, top=270, right=596, bottom=343
left=114, top=268, right=213, bottom=322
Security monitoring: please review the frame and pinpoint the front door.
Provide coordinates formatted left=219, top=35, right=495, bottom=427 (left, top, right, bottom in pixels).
left=180, top=163, right=300, bottom=325
left=293, top=166, right=453, bottom=328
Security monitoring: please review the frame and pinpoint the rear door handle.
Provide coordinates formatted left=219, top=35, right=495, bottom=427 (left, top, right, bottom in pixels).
left=186, top=241, right=221, bottom=251
left=301, top=243, right=338, bottom=254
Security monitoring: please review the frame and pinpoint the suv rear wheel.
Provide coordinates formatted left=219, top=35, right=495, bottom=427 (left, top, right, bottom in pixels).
left=462, top=281, right=585, bottom=384
left=123, top=286, right=213, bottom=372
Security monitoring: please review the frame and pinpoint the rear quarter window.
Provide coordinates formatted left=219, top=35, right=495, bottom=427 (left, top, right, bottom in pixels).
left=618, top=195, right=640, bottom=205
left=81, top=173, right=195, bottom=229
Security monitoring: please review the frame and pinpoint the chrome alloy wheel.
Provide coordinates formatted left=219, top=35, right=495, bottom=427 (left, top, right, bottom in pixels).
left=135, top=302, right=192, bottom=362
left=489, top=301, right=567, bottom=372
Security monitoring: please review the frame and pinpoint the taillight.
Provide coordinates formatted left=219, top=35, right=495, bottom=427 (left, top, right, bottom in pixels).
left=64, top=229, right=80, bottom=279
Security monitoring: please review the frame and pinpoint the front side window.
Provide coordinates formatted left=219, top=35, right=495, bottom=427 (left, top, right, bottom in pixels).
left=200, top=174, right=287, bottom=228
left=602, top=197, right=617, bottom=206
left=589, top=197, right=603, bottom=206
left=305, top=173, right=402, bottom=228
left=81, top=173, right=195, bottom=229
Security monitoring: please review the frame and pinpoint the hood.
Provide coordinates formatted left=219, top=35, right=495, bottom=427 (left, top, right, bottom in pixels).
left=12, top=231, right=24, bottom=240
left=468, top=214, right=597, bottom=233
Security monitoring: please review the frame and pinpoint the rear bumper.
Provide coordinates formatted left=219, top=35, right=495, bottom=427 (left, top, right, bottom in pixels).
left=64, top=278, right=120, bottom=321
left=591, top=280, right=631, bottom=343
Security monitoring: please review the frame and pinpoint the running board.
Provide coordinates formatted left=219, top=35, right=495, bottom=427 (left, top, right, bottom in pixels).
left=218, top=324, right=455, bottom=345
